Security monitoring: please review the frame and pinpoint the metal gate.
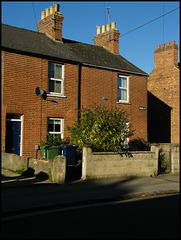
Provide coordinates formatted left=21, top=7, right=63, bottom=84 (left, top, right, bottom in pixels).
left=158, top=149, right=171, bottom=174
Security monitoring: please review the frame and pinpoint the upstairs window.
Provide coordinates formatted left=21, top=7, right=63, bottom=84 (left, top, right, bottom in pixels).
left=48, top=62, right=64, bottom=96
left=117, top=75, right=129, bottom=103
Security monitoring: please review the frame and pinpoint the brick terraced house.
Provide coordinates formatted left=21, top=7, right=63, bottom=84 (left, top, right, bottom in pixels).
left=148, top=41, right=180, bottom=144
left=1, top=4, right=148, bottom=158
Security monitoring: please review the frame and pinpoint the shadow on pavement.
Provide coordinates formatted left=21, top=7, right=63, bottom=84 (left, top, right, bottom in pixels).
left=1, top=168, right=50, bottom=189
left=1, top=167, right=138, bottom=216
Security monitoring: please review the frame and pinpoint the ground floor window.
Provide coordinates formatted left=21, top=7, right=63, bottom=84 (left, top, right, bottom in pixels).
left=47, top=118, right=63, bottom=138
left=121, top=122, right=129, bottom=149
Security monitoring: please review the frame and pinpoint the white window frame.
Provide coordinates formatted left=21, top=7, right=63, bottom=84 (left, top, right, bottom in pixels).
left=47, top=118, right=63, bottom=139
left=117, top=75, right=129, bottom=103
left=48, top=63, right=64, bottom=97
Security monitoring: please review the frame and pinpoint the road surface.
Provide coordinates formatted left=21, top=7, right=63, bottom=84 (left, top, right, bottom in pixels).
left=1, top=194, right=180, bottom=239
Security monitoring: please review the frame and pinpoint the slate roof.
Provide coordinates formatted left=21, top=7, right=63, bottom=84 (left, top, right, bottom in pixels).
left=1, top=23, right=148, bottom=76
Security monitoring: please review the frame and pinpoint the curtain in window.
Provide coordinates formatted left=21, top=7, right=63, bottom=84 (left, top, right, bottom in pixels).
left=121, top=89, right=127, bottom=100
left=118, top=76, right=127, bottom=88
left=55, top=81, right=61, bottom=93
left=55, top=65, right=62, bottom=79
left=121, top=77, right=127, bottom=88
left=117, top=89, right=127, bottom=101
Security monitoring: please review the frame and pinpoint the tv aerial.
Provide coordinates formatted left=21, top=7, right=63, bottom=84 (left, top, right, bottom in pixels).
left=105, top=7, right=110, bottom=25
left=105, top=7, right=111, bottom=40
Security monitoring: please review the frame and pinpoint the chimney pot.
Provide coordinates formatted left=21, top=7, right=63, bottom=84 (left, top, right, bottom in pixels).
left=111, top=22, right=116, bottom=29
left=54, top=4, right=60, bottom=12
left=102, top=25, right=105, bottom=33
left=106, top=24, right=110, bottom=31
left=162, top=43, right=165, bottom=47
left=171, top=40, right=175, bottom=45
left=166, top=42, right=170, bottom=46
left=45, top=8, right=50, bottom=17
left=157, top=45, right=160, bottom=49
left=96, top=25, right=101, bottom=35
left=41, top=11, right=45, bottom=20
left=49, top=6, right=53, bottom=15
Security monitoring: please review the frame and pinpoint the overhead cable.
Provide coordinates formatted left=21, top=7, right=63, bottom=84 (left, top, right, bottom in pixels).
left=32, top=2, right=38, bottom=30
left=120, top=7, right=179, bottom=38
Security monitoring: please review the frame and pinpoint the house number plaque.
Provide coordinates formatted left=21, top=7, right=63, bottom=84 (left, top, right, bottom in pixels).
left=139, top=106, right=146, bottom=110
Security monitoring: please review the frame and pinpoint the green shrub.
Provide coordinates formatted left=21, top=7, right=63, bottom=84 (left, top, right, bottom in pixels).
left=41, top=134, right=64, bottom=146
left=67, top=105, right=134, bottom=152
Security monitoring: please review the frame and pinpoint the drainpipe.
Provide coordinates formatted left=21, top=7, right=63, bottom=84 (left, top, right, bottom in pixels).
left=77, top=64, right=81, bottom=122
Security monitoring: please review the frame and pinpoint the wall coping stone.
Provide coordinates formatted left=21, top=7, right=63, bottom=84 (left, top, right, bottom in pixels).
left=93, top=151, right=154, bottom=155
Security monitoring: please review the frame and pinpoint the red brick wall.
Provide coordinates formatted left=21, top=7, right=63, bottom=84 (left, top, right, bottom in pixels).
left=148, top=42, right=180, bottom=143
left=1, top=50, right=148, bottom=158
left=1, top=51, right=78, bottom=158
left=1, top=51, right=6, bottom=152
left=80, top=66, right=147, bottom=141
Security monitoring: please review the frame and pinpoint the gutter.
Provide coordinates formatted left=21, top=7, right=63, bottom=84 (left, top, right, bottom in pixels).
left=2, top=47, right=148, bottom=77
left=1, top=47, right=81, bottom=66
left=81, top=62, right=149, bottom=77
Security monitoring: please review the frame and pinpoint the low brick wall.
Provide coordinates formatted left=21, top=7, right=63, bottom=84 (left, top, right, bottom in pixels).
left=82, top=146, right=159, bottom=180
left=1, top=152, right=66, bottom=184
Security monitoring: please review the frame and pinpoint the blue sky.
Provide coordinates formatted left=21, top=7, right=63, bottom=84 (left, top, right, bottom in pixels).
left=2, top=1, right=180, bottom=74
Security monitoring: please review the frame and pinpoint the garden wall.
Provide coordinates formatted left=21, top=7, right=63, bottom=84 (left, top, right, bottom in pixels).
left=1, top=152, right=66, bottom=184
left=82, top=145, right=159, bottom=180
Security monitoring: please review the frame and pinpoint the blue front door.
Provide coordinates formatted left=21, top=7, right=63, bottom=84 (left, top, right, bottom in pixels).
left=6, top=120, right=21, bottom=156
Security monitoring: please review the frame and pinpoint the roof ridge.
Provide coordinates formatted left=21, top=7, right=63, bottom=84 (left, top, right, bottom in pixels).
left=63, top=38, right=97, bottom=48
left=2, top=23, right=39, bottom=34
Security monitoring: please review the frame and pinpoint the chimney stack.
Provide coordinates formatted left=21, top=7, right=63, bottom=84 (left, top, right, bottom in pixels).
left=37, top=4, right=64, bottom=42
left=154, top=41, right=178, bottom=69
left=93, top=22, right=120, bottom=54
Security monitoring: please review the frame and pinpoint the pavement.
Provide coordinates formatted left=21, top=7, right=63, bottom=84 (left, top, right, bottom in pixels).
left=1, top=168, right=180, bottom=216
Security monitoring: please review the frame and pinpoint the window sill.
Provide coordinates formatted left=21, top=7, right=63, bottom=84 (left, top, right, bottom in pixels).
left=116, top=101, right=131, bottom=105
left=47, top=94, right=67, bottom=98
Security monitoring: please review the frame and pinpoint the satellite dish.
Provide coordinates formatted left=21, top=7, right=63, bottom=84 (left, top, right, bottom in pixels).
left=35, top=87, right=44, bottom=96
